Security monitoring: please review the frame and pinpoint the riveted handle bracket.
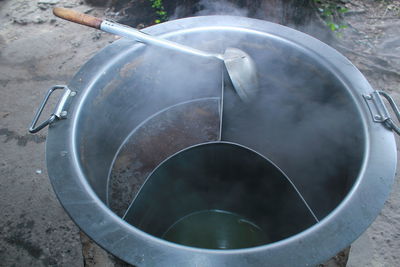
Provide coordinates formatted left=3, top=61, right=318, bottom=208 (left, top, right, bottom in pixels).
left=363, top=90, right=400, bottom=136
left=29, top=85, right=75, bottom=133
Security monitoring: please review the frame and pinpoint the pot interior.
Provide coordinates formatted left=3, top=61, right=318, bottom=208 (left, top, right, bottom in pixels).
left=123, top=142, right=317, bottom=249
left=75, top=26, right=365, bottom=242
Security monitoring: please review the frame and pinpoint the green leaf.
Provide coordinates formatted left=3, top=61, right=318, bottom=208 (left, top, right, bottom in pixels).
left=326, top=22, right=338, bottom=32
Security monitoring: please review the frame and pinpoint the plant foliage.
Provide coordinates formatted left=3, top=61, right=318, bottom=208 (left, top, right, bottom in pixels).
left=149, top=0, right=168, bottom=24
left=314, top=0, right=349, bottom=35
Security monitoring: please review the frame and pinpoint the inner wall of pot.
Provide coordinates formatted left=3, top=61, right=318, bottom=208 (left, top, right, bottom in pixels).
left=123, top=142, right=318, bottom=249
left=76, top=28, right=365, bottom=224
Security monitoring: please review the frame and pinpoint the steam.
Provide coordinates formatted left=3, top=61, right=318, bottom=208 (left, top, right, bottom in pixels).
left=220, top=46, right=364, bottom=219
left=170, top=0, right=248, bottom=20
left=194, top=0, right=248, bottom=17
left=172, top=0, right=331, bottom=43
left=106, top=0, right=362, bottom=222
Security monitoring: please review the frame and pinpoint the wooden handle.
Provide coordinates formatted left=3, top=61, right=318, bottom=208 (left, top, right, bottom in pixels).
left=53, top=7, right=103, bottom=29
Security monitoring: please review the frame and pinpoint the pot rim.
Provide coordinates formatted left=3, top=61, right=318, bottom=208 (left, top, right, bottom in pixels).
left=46, top=16, right=396, bottom=266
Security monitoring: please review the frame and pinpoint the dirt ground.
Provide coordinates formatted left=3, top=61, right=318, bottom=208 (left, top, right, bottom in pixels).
left=339, top=1, right=400, bottom=266
left=0, top=0, right=399, bottom=266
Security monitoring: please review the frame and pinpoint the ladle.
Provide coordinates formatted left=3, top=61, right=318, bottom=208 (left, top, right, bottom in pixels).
left=53, top=8, right=259, bottom=102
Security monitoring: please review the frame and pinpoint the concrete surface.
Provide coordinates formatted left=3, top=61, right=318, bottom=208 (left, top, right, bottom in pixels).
left=0, top=0, right=114, bottom=266
left=0, top=0, right=399, bottom=266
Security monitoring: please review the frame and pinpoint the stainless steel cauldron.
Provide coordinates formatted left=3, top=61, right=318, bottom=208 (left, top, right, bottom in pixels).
left=30, top=16, right=400, bottom=266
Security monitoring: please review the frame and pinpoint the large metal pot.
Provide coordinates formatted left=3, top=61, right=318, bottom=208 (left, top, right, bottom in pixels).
left=30, top=16, right=400, bottom=266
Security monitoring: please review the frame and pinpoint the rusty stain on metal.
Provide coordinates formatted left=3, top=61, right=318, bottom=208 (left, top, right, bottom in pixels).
left=119, top=56, right=145, bottom=78
left=108, top=98, right=221, bottom=216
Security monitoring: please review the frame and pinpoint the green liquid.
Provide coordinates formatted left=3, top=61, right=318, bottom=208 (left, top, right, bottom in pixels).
left=162, top=209, right=268, bottom=249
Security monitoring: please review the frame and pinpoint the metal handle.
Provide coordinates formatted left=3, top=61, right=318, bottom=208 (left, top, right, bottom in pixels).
left=29, top=85, right=69, bottom=134
left=100, top=21, right=222, bottom=60
left=53, top=8, right=222, bottom=60
left=377, top=90, right=400, bottom=136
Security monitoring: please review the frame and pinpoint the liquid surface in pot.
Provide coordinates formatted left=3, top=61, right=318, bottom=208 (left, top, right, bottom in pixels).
left=162, top=209, right=268, bottom=249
